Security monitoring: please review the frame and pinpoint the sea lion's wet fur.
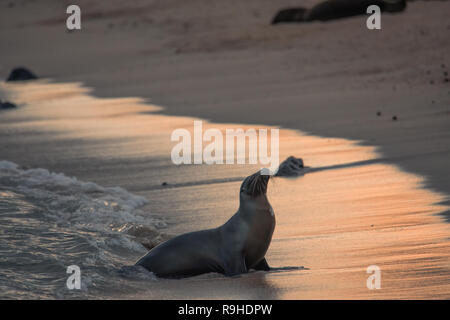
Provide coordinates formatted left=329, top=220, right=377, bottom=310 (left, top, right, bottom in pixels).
left=135, top=171, right=274, bottom=278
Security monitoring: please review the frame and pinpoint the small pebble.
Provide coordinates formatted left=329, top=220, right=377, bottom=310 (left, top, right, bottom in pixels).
left=392, top=116, right=398, bottom=121
left=376, top=111, right=381, bottom=116
left=430, top=80, right=434, bottom=85
left=161, top=182, right=168, bottom=186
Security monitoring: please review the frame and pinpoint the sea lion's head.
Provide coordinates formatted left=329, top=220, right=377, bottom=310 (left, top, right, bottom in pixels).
left=240, top=171, right=270, bottom=198
left=239, top=171, right=272, bottom=212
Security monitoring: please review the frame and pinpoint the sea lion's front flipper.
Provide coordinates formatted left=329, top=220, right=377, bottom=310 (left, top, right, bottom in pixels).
left=223, top=253, right=247, bottom=276
left=252, top=258, right=271, bottom=271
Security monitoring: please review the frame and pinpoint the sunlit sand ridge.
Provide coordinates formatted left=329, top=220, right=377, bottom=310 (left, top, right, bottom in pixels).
left=0, top=80, right=449, bottom=299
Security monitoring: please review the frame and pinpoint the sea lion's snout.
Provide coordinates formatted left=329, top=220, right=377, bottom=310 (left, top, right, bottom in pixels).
left=240, top=172, right=270, bottom=197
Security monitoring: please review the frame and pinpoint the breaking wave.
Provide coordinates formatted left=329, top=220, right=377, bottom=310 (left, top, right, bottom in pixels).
left=0, top=161, right=166, bottom=298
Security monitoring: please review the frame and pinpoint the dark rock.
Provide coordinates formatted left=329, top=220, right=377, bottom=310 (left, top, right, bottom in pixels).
left=0, top=100, right=17, bottom=109
left=272, top=8, right=308, bottom=24
left=6, top=67, right=37, bottom=81
left=271, top=0, right=406, bottom=24
left=392, top=116, right=398, bottom=121
left=376, top=111, right=382, bottom=116
left=161, top=182, right=168, bottom=186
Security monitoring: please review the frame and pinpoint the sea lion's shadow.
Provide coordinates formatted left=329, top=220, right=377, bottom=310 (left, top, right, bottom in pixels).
left=266, top=266, right=309, bottom=274
left=165, top=265, right=308, bottom=281
left=118, top=261, right=308, bottom=284
left=220, top=266, right=308, bottom=278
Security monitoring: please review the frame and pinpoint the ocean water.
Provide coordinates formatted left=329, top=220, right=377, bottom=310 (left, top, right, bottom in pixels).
left=1, top=80, right=449, bottom=299
left=0, top=160, right=165, bottom=299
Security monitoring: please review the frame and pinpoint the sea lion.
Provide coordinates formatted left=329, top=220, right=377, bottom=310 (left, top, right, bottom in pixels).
left=6, top=67, right=37, bottom=81
left=275, top=156, right=308, bottom=177
left=135, top=171, right=274, bottom=278
left=272, top=0, right=407, bottom=24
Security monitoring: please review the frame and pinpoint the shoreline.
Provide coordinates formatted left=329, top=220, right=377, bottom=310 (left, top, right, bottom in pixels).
left=1, top=77, right=449, bottom=299
left=1, top=1, right=449, bottom=217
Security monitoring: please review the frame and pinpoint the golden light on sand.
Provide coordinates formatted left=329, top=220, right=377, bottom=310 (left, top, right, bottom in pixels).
left=2, top=81, right=449, bottom=299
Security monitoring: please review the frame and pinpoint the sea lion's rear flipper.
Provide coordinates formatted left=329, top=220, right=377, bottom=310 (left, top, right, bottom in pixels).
left=252, top=258, right=271, bottom=271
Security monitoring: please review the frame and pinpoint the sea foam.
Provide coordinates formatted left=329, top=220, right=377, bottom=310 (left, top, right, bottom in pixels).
left=0, top=160, right=167, bottom=253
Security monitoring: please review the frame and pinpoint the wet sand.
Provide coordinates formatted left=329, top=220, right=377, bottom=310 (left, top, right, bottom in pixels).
left=1, top=0, right=450, bottom=299
left=1, top=0, right=449, bottom=206
left=1, top=80, right=449, bottom=299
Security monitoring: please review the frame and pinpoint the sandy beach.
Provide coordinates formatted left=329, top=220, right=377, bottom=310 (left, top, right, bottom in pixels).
left=1, top=0, right=450, bottom=299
